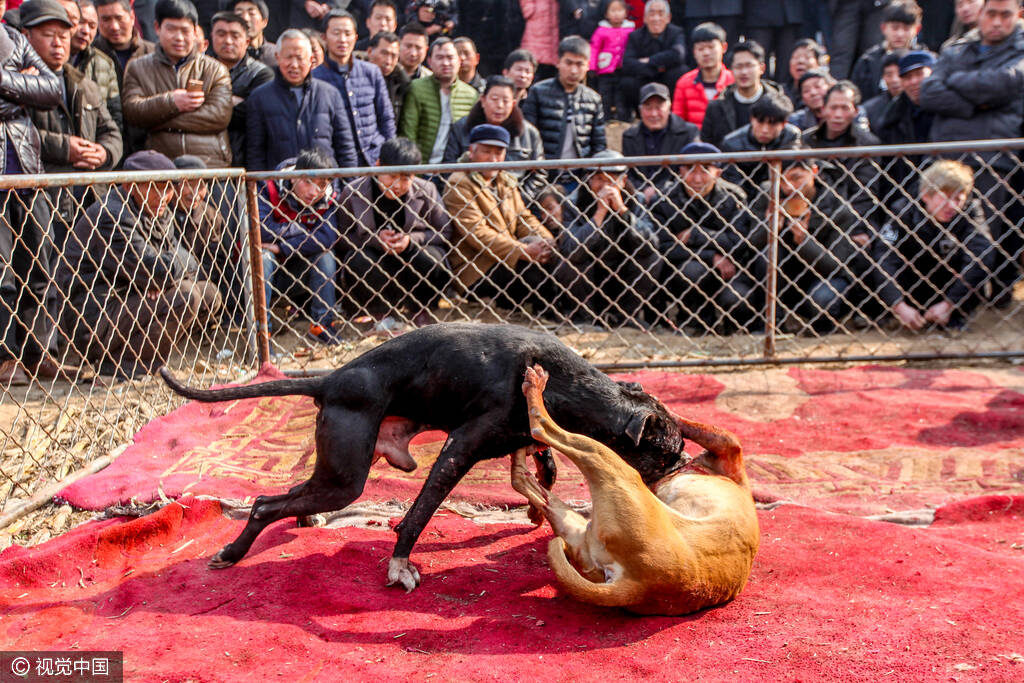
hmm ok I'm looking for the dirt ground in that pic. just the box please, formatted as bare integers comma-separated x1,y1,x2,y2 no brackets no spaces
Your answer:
1,295,1022,551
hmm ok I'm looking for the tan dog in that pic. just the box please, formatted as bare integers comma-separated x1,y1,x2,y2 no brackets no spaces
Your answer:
511,365,759,616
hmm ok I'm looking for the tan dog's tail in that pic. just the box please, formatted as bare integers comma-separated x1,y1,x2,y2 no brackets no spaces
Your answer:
547,538,639,608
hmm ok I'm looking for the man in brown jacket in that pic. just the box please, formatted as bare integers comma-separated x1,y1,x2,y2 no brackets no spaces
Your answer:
443,124,560,316
122,0,232,167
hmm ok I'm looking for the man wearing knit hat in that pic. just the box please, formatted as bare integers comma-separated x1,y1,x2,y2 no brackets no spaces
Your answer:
57,150,221,380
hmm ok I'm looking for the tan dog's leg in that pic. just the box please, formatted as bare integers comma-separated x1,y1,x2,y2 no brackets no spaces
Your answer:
673,414,748,490
521,365,671,560
511,449,591,557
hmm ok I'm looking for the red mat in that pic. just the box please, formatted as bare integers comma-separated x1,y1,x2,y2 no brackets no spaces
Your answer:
2,495,1022,681
58,365,1024,516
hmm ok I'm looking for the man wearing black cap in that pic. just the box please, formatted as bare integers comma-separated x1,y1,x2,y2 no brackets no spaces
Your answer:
23,0,123,256
57,150,222,379
645,141,759,333
444,123,559,315
874,50,936,203
227,0,276,69
0,0,66,386
620,82,699,202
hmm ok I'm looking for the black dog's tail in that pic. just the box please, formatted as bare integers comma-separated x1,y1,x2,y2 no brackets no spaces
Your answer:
159,366,325,403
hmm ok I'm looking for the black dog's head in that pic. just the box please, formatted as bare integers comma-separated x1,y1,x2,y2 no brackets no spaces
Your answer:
614,381,687,485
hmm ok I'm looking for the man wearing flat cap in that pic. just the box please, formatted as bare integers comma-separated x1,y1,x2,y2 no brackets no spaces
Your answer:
23,0,122,235
645,141,759,334
0,0,67,386
57,149,221,379
620,82,699,203
444,123,560,316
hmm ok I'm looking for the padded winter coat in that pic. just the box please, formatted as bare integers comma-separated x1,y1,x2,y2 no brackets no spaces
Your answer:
399,75,478,163
919,25,1024,171
521,77,606,159
122,47,233,167
313,56,396,166
246,70,358,172
0,25,62,175
672,67,734,127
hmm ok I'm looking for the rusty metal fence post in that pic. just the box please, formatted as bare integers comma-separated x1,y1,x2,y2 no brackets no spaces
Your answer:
244,178,271,367
764,159,782,361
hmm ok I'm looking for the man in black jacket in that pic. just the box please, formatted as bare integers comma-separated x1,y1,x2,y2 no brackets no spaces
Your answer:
872,160,994,331
246,29,357,170
521,35,605,166
620,82,698,202
751,157,875,333
0,0,67,386
57,150,221,379
721,91,800,199
875,50,934,199
646,141,759,333
228,0,276,68
366,31,408,123
920,0,1024,306
804,81,881,222
209,11,272,167
702,40,791,149
618,0,687,116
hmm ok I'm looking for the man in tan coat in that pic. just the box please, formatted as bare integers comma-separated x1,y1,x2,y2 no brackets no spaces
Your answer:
443,123,560,315
122,0,232,167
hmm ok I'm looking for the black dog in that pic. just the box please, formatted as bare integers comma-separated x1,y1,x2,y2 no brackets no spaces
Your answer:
160,323,688,591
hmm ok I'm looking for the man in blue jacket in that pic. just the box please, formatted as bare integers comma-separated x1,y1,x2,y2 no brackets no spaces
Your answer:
246,28,358,171
313,9,396,166
259,148,344,344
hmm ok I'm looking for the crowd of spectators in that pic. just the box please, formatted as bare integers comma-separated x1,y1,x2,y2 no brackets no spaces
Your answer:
0,0,1021,383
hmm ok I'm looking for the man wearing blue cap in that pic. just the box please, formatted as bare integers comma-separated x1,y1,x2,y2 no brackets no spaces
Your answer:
646,142,759,334
444,123,559,314
877,50,935,146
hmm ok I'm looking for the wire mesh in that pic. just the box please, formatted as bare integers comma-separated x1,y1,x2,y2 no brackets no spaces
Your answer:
3,140,1024,515
0,169,254,513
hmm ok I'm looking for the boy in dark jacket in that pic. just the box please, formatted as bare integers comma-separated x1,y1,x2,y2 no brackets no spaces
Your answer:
850,0,922,100
872,160,994,331
258,149,343,344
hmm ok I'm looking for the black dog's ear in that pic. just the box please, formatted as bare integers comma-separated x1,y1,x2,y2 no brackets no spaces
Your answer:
625,411,651,446
617,381,645,394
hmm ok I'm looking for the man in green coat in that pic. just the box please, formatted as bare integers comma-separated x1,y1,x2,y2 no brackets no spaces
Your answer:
399,36,478,164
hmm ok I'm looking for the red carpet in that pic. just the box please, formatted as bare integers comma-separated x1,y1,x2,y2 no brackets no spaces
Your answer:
2,495,1022,681
59,365,1024,516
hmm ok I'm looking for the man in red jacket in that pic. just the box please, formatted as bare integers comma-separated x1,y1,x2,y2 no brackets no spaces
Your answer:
671,22,733,126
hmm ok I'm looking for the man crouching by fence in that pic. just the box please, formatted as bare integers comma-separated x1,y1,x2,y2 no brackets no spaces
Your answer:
57,150,221,381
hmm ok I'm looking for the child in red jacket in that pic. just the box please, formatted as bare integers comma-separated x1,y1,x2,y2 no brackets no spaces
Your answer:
589,0,635,121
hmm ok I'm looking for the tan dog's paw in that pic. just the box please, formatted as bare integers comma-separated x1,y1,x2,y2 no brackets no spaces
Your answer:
522,364,550,396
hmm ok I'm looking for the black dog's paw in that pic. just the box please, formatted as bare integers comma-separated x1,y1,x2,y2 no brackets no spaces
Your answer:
208,548,240,569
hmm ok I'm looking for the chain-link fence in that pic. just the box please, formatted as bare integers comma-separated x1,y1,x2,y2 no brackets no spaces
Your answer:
0,168,255,515
3,140,1024,516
